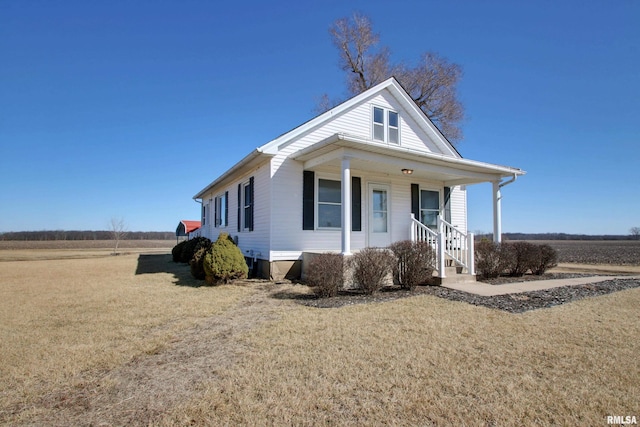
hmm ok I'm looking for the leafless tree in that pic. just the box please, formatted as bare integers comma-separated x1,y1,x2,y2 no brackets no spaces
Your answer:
109,217,128,255
630,227,640,240
327,13,464,143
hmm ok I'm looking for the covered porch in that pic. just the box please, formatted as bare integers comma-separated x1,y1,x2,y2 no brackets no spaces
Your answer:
292,133,525,279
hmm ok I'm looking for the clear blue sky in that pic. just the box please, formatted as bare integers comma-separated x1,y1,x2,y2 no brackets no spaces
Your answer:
1,0,638,234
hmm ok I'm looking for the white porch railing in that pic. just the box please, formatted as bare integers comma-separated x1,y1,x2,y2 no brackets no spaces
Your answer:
410,214,475,278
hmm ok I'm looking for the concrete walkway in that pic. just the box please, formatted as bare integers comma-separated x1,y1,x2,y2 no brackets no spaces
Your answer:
442,275,640,297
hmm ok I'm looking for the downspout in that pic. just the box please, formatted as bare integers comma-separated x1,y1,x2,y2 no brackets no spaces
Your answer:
499,173,518,189
194,198,202,240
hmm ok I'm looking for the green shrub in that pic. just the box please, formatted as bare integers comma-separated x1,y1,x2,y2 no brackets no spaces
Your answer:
527,244,558,275
305,253,344,298
475,239,510,279
203,233,248,285
172,240,188,263
180,237,212,264
389,240,435,290
350,248,393,295
189,246,209,280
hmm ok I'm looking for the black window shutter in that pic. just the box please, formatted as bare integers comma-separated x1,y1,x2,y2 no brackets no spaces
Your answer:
444,187,452,223
302,171,315,230
237,183,241,232
411,184,420,220
351,176,361,231
224,191,229,227
248,176,254,231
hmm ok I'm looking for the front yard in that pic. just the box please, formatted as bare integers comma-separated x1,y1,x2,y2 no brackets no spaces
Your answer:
0,251,638,425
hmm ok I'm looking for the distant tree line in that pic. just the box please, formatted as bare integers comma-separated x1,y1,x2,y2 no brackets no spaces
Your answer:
475,232,639,241
0,230,174,241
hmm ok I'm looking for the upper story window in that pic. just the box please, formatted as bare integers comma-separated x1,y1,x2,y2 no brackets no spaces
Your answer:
372,106,400,144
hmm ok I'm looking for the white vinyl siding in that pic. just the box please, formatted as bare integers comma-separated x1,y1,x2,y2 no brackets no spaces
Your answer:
197,163,271,260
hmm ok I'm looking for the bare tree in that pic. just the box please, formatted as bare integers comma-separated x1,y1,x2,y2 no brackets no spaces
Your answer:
327,13,464,143
630,227,640,240
109,217,128,255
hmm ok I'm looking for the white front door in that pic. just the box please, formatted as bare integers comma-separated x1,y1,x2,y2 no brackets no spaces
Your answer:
368,183,391,247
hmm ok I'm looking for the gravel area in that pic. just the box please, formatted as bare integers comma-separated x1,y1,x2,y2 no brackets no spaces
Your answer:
299,277,640,313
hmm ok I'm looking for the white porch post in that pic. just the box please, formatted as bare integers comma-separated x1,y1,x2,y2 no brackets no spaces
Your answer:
492,180,502,243
437,216,446,278
341,157,352,255
467,232,475,275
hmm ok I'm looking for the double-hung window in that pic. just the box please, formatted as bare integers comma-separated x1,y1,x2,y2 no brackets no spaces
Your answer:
372,106,400,144
243,181,252,230
420,190,440,230
237,177,254,232
214,192,228,227
317,178,341,228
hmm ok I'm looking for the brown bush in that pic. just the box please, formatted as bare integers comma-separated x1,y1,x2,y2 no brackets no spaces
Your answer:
389,240,435,290
502,241,537,277
305,253,344,298
475,239,510,279
527,244,558,275
350,248,393,295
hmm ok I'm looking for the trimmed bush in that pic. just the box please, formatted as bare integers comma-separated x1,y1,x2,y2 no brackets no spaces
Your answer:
389,240,435,290
203,233,248,285
350,248,393,295
475,239,509,279
189,246,208,280
305,253,344,298
180,237,211,264
527,244,558,275
172,240,188,263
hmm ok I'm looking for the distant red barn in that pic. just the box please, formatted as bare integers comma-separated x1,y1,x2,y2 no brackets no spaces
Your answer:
176,220,201,241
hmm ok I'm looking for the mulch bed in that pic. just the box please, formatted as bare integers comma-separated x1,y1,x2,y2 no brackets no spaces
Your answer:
297,275,640,313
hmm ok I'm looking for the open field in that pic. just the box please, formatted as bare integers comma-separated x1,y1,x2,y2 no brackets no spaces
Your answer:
530,240,640,266
0,239,175,261
0,247,638,425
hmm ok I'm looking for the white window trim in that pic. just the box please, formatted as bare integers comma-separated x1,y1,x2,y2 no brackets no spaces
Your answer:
242,180,252,231
202,203,207,226
316,174,342,230
371,105,400,145
419,187,442,230
214,192,228,228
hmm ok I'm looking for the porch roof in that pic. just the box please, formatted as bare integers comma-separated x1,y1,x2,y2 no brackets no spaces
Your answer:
291,133,525,186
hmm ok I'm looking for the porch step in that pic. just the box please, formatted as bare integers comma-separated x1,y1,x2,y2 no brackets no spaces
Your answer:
434,266,476,285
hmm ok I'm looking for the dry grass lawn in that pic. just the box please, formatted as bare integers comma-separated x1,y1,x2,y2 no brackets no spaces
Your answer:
1,248,638,426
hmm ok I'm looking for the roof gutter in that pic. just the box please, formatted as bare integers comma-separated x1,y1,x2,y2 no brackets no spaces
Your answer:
193,148,273,200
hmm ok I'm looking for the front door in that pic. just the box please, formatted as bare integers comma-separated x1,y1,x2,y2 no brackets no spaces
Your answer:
368,183,391,247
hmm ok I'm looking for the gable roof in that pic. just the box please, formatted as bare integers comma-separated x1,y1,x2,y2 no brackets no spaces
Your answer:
178,220,201,234
258,77,460,158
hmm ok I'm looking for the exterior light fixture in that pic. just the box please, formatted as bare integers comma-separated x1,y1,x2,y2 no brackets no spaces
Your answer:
401,168,413,175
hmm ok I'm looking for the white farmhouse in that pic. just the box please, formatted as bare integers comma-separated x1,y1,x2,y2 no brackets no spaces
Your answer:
194,78,524,281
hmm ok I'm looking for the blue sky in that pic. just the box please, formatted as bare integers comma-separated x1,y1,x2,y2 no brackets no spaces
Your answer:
1,0,638,234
